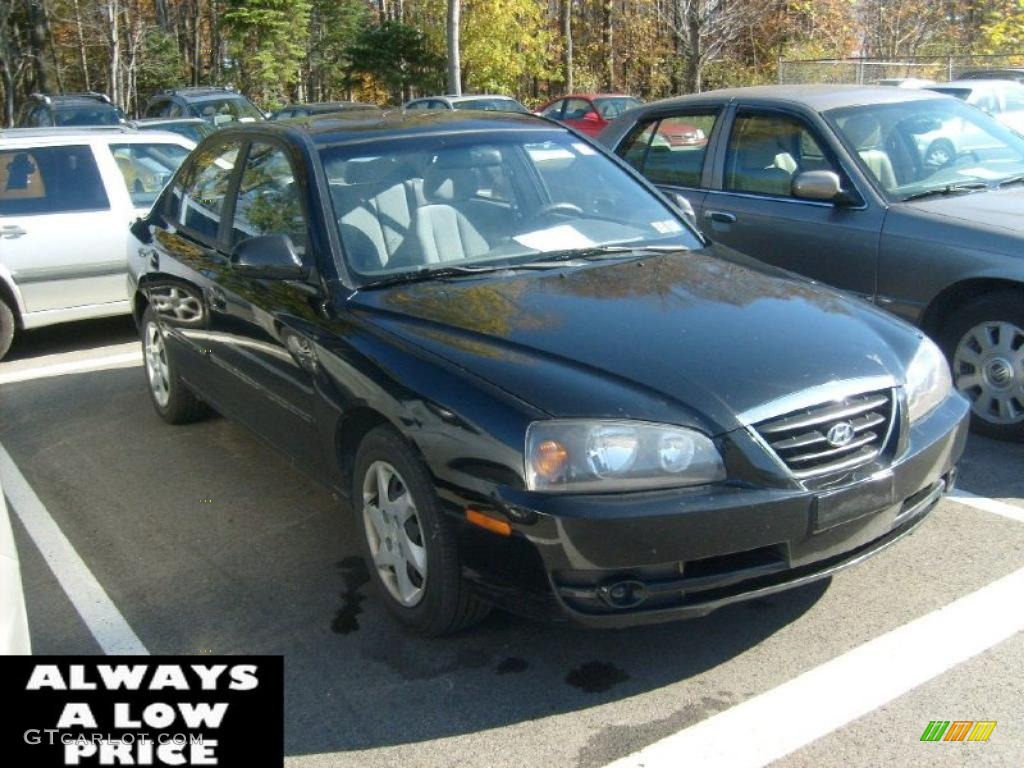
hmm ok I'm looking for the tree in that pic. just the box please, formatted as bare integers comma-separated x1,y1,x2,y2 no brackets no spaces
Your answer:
446,0,460,94
346,21,444,103
222,0,311,106
658,0,766,92
561,0,572,92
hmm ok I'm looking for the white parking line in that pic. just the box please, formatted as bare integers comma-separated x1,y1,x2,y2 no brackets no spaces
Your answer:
948,489,1024,524
0,350,142,386
606,567,1024,768
0,442,148,655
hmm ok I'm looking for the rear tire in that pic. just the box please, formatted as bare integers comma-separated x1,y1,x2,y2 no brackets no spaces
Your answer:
0,297,14,361
352,425,490,636
940,291,1024,441
141,306,208,424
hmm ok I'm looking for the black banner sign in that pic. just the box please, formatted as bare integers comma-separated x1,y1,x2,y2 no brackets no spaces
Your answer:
2,656,283,767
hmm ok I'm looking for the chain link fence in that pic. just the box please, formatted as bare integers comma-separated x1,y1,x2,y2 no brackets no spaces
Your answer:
778,54,1024,85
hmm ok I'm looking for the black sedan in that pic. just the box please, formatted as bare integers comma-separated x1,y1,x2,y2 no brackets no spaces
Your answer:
128,110,969,634
599,85,1024,440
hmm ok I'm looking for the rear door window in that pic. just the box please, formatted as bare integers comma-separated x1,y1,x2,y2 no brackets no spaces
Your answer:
617,111,718,188
0,145,109,215
108,143,192,208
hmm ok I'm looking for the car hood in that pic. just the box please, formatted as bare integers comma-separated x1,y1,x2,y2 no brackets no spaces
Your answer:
903,185,1024,233
348,247,920,434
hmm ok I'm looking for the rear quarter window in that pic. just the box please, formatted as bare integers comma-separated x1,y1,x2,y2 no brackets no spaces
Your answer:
0,145,109,215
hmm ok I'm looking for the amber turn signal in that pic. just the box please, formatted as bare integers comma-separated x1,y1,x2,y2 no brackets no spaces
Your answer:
466,508,512,537
533,439,568,478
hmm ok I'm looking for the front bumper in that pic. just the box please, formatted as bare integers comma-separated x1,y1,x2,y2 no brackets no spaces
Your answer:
457,393,969,627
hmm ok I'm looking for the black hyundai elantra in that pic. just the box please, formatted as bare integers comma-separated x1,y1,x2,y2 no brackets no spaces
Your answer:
128,110,969,635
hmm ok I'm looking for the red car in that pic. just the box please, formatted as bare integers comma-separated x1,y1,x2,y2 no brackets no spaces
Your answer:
538,93,642,137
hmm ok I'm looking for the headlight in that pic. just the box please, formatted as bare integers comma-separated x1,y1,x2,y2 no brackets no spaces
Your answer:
525,420,725,492
905,336,952,422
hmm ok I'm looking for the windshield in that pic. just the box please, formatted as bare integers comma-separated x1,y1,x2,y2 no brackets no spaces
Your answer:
55,106,123,126
140,122,213,143
826,98,1024,202
593,97,642,119
321,130,700,281
188,96,263,123
452,98,528,113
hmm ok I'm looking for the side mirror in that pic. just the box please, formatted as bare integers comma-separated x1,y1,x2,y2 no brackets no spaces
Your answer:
231,234,307,280
664,191,697,226
792,170,844,202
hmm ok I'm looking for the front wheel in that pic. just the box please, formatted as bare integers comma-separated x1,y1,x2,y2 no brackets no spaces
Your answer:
352,425,490,635
0,297,14,361
141,306,208,424
940,292,1024,440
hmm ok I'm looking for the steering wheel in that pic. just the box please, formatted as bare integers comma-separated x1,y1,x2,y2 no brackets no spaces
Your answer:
523,202,584,228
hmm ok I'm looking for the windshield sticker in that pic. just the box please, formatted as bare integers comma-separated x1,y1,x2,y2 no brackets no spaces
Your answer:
652,220,683,233
514,224,597,252
527,147,575,162
572,142,597,155
957,167,1003,180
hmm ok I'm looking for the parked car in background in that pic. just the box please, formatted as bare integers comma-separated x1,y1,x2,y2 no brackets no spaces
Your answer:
404,94,529,113
875,78,936,88
128,117,214,144
600,85,1024,439
270,101,382,120
143,86,265,125
957,68,1024,84
15,93,125,127
537,93,642,136
0,127,193,360
926,80,1024,134
129,111,967,635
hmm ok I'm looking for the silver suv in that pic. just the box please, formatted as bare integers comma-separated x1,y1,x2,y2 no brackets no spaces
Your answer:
0,127,194,359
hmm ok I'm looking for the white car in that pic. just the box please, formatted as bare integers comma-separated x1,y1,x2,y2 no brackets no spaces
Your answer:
927,79,1024,135
0,126,194,359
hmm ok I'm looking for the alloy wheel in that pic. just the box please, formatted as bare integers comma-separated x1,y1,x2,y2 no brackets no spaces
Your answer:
361,460,428,607
144,321,171,408
953,320,1024,424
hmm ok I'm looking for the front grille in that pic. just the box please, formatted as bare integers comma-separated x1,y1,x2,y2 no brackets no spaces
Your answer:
754,389,895,481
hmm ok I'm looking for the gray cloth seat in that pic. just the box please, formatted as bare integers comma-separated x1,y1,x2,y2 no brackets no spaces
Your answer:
415,164,489,263
730,136,796,196
841,114,897,191
330,157,419,271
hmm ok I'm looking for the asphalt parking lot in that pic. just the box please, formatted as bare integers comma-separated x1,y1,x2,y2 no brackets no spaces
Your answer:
2,318,1023,767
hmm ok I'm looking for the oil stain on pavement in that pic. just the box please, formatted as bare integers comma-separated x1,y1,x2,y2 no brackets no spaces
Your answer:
331,556,370,635
566,661,629,693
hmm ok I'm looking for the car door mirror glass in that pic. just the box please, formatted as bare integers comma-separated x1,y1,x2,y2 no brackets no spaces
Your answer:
231,234,307,280
791,170,843,201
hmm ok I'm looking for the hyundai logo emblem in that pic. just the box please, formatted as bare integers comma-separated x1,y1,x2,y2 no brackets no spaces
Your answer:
826,421,856,447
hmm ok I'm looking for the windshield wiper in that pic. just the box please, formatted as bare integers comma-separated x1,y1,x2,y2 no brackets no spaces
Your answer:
356,260,586,289
997,175,1024,189
537,243,688,261
901,182,989,202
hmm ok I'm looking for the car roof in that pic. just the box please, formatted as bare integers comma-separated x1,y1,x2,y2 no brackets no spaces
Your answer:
0,126,193,145
214,109,559,147
640,84,946,112
558,93,638,100
442,94,519,103
128,117,206,125
0,126,135,139
932,79,1024,89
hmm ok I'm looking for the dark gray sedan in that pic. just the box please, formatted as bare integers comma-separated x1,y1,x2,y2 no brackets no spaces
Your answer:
600,84,1024,440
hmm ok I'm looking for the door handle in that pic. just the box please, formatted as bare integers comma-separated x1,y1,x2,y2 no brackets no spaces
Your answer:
703,210,737,224
1,225,27,239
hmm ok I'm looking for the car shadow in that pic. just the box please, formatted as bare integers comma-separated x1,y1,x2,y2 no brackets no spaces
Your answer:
0,366,829,757
2,315,137,363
